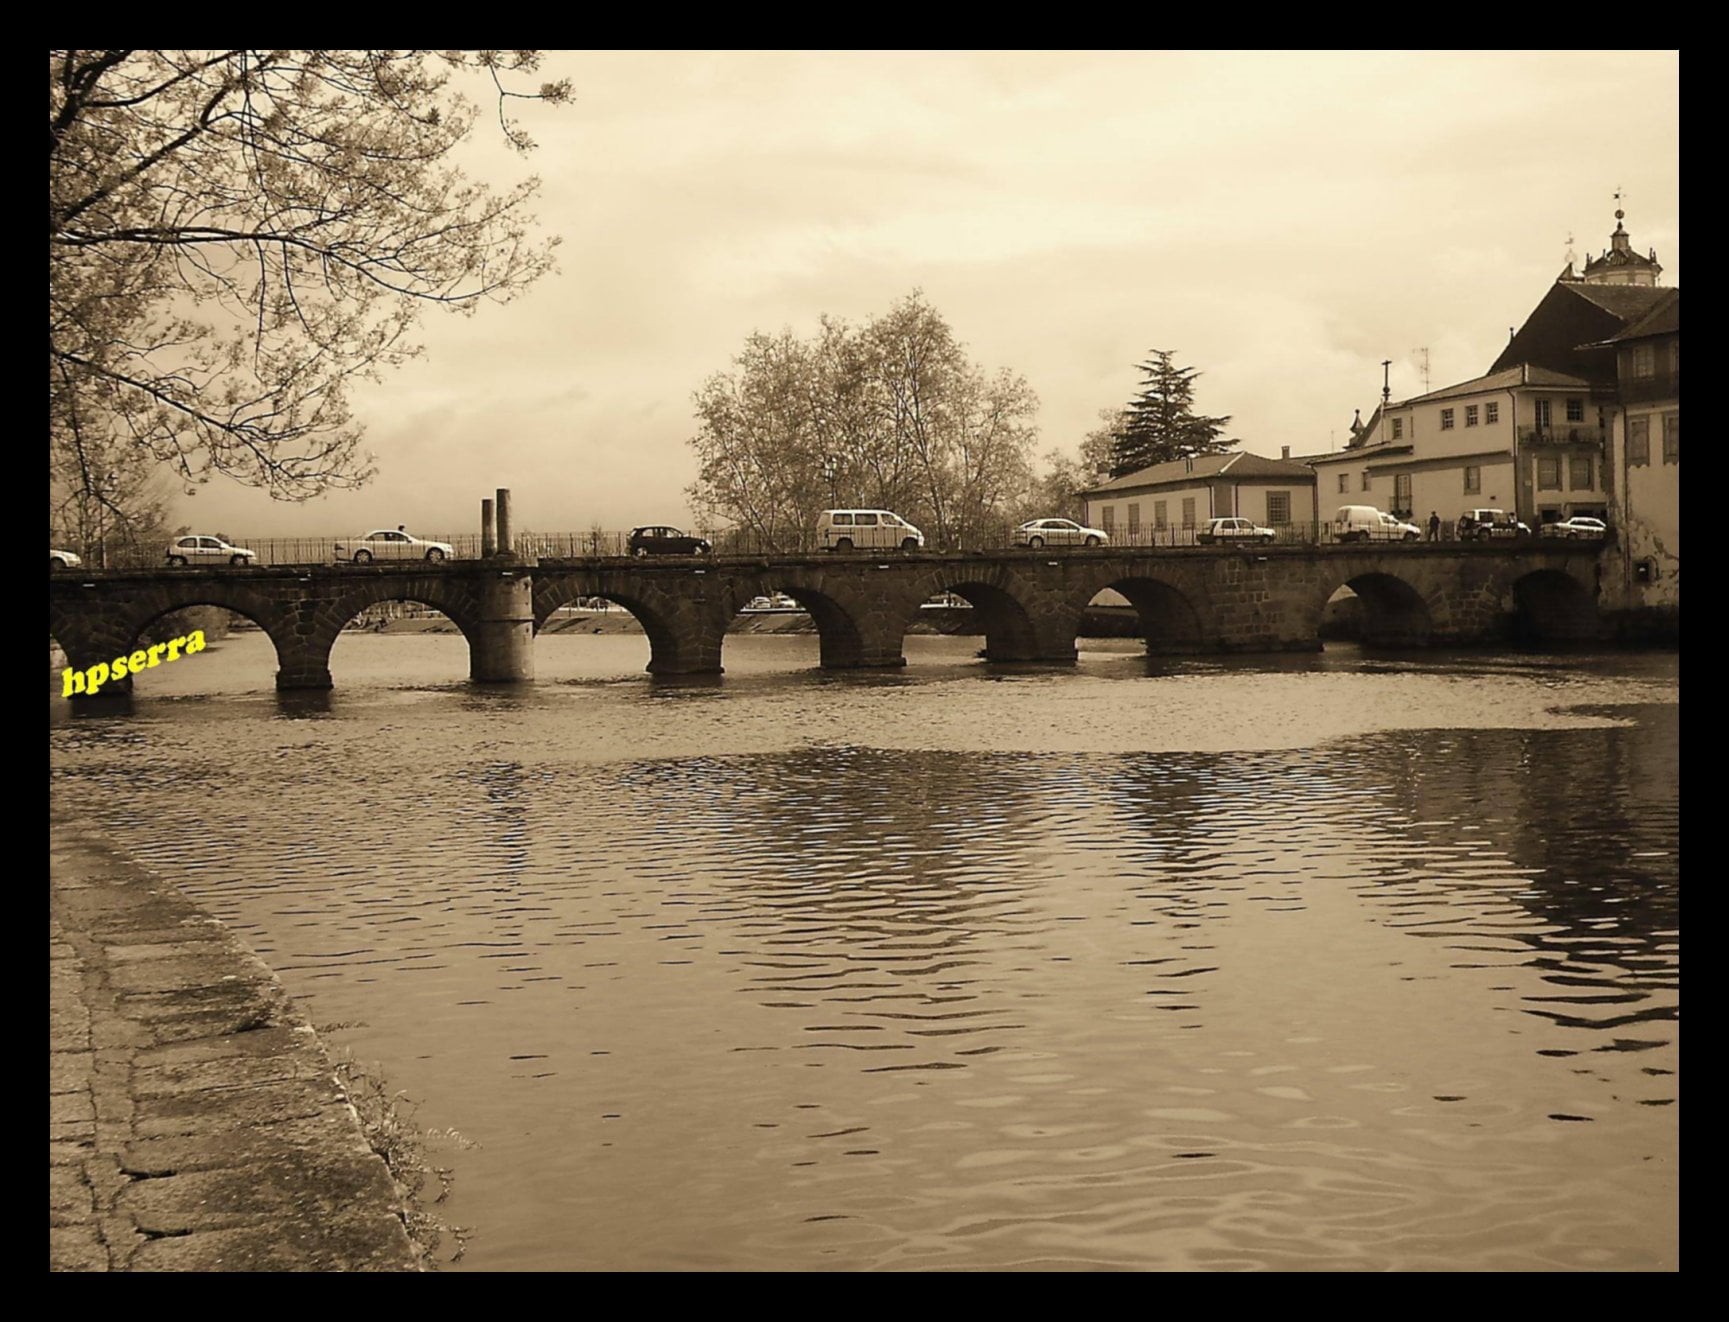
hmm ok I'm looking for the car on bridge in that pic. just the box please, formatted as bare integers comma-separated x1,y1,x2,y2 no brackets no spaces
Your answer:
627,526,712,557
817,509,925,552
1012,518,1108,549
1541,516,1608,540
1334,505,1419,543
1197,516,1276,545
50,548,82,570
1457,508,1532,541
336,529,456,563
166,534,257,567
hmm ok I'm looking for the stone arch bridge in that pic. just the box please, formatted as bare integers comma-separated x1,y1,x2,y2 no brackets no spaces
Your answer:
49,544,1604,694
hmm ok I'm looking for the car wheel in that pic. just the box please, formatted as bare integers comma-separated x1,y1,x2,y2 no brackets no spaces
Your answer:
353,550,372,563
1403,532,1417,542
900,537,919,551
1085,535,1101,548
835,537,853,552
1027,535,1044,550
229,554,246,566
50,557,63,569
167,555,187,567
634,546,649,558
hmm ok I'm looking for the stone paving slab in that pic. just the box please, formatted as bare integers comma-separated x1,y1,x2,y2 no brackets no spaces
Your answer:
49,812,420,1272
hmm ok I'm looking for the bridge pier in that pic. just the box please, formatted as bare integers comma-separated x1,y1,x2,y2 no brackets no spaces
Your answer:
471,571,536,683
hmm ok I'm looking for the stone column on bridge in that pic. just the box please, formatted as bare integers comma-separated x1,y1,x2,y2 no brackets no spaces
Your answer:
481,498,496,558
471,569,536,683
495,488,513,559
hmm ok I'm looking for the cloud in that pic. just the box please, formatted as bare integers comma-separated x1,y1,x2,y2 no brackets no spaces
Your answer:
181,50,1678,536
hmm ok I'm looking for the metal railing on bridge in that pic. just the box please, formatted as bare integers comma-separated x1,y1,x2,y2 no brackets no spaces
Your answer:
59,519,1549,571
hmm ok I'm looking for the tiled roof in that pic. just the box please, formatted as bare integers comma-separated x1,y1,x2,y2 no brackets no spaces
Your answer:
1402,364,1592,404
1566,283,1669,318
1078,450,1316,496
1489,281,1668,379
1599,288,1679,343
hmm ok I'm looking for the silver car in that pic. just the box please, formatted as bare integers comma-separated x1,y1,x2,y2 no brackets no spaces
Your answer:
336,529,455,563
50,548,82,569
166,534,257,567
1541,516,1608,540
1012,518,1108,549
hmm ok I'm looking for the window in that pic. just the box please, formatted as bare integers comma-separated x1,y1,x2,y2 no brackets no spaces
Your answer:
1153,500,1167,529
1463,465,1481,494
1127,502,1141,535
1632,344,1655,378
1569,456,1593,490
1100,506,1115,531
855,512,878,526
1181,497,1196,528
1566,398,1585,423
1266,491,1291,525
1485,402,1499,424
1537,456,1562,490
1663,412,1679,463
1440,408,1454,430
1337,473,1348,493
1393,474,1411,515
1360,471,1370,492
832,513,854,525
1391,417,1404,439
1534,398,1552,428
1465,405,1479,427
1628,417,1651,466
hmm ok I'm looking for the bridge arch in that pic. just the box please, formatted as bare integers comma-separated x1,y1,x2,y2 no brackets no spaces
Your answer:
1072,575,1206,654
534,573,723,674
902,565,1060,663
1510,568,1599,642
309,579,488,688
53,583,302,696
1315,570,1433,648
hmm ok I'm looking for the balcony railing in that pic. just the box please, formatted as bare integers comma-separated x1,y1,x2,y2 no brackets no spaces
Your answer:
1519,424,1605,446
1619,371,1679,405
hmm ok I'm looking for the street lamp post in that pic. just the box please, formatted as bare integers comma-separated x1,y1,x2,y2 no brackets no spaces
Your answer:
820,455,839,507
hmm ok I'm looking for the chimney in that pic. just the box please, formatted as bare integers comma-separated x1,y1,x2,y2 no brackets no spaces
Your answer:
1281,445,1291,460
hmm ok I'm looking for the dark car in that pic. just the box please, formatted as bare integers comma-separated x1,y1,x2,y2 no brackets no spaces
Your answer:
1456,508,1531,541
627,525,711,557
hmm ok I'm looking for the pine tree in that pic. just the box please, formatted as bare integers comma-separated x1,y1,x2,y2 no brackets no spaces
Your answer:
1109,350,1234,476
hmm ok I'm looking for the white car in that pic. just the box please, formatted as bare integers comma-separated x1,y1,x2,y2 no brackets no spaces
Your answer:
1012,518,1108,549
336,529,455,563
50,548,82,569
816,509,925,552
166,534,257,566
1379,513,1422,542
1542,516,1608,540
1196,516,1275,545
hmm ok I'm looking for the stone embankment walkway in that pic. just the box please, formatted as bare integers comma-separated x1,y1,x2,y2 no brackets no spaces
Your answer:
50,814,420,1271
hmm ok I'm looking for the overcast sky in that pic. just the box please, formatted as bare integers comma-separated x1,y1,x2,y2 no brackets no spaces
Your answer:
180,49,1680,538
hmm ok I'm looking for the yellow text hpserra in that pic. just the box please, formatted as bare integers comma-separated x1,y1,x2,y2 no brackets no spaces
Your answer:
61,630,207,697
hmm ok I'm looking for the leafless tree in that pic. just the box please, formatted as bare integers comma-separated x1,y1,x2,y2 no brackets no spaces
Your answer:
49,50,570,506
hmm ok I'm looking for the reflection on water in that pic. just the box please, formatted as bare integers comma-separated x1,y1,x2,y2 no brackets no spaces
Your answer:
49,634,1679,1271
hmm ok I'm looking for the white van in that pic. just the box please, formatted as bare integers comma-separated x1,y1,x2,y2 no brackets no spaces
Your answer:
817,509,926,552
1334,505,1415,544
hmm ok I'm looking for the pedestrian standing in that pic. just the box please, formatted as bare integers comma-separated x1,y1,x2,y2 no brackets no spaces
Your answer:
1428,510,1441,542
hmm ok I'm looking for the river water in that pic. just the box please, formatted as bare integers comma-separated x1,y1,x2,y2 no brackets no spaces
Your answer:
49,631,1679,1271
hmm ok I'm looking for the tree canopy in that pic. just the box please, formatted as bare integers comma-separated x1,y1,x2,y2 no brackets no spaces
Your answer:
688,293,1040,551
1109,350,1234,476
49,49,570,507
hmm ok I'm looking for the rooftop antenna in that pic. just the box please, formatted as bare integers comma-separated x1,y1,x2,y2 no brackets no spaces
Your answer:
1381,359,1392,407
1412,346,1431,394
